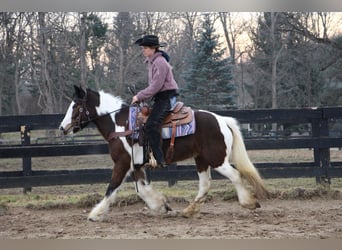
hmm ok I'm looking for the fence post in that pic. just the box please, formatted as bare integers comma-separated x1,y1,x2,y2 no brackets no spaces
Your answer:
21,125,32,193
167,163,177,187
312,110,331,185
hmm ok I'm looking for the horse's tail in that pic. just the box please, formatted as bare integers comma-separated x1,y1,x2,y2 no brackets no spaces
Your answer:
223,117,269,199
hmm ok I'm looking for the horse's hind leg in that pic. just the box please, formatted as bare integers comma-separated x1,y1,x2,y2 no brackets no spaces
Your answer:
182,166,211,218
132,167,172,213
215,162,259,210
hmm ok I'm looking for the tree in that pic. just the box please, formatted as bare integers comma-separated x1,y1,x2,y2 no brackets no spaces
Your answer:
0,12,340,115
37,12,56,113
218,12,251,109
172,12,200,85
218,12,249,65
110,12,141,96
181,14,235,110
282,12,342,107
249,12,284,109
248,12,342,109
35,12,83,113
0,13,17,115
79,12,88,88
284,12,342,51
84,13,108,90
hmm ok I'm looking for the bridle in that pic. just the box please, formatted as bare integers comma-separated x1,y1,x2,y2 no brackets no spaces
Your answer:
73,98,92,131
67,97,134,140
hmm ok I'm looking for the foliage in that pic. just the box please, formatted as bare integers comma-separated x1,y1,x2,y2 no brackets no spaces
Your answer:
181,14,235,110
0,12,341,115
248,12,342,109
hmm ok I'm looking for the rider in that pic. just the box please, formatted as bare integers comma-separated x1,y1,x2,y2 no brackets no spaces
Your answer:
131,35,179,168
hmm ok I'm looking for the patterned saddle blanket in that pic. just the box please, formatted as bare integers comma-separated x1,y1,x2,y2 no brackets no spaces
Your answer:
128,103,196,140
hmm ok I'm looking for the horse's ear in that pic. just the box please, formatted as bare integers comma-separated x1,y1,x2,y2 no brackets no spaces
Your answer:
73,85,86,99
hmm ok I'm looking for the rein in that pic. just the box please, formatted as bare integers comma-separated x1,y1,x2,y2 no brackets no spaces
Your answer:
79,104,130,127
75,101,138,142
107,130,133,141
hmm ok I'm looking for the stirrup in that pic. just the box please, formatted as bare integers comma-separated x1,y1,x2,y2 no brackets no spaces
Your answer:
143,152,167,168
144,152,158,168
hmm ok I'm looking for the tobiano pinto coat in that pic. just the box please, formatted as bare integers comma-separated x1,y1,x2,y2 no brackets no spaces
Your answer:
59,86,269,222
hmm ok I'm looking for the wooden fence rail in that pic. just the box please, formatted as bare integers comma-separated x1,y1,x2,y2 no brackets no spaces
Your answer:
1,107,341,191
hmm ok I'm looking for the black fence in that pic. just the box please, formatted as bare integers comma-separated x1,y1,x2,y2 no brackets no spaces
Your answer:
1,107,342,191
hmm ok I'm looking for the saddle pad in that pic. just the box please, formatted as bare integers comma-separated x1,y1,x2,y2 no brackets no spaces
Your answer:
129,106,196,139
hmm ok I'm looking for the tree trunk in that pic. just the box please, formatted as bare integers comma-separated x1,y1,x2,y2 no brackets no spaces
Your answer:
270,12,283,131
118,47,124,95
38,12,54,113
219,12,235,65
79,12,87,88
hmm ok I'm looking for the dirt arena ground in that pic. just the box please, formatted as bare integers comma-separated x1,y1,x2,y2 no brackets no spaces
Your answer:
1,193,341,239
1,149,341,239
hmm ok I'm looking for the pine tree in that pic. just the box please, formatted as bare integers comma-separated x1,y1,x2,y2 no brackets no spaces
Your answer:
181,14,235,110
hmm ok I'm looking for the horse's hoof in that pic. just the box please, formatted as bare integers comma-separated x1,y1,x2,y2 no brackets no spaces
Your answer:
182,210,198,218
164,202,173,212
241,201,261,210
87,214,104,222
182,203,199,218
87,217,97,222
181,212,191,218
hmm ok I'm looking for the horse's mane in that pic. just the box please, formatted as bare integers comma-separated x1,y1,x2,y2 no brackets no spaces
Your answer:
96,90,126,116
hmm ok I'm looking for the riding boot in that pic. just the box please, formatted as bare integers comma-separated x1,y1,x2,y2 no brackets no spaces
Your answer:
148,131,166,167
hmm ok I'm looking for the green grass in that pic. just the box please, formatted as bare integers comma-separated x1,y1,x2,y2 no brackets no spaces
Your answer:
0,177,341,210
0,193,81,207
1,148,341,209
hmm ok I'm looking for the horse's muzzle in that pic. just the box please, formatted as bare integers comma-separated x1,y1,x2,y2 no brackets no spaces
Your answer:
59,123,73,135
59,126,67,135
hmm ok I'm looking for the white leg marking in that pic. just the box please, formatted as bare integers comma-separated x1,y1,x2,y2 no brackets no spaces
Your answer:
182,168,211,218
88,167,132,221
215,162,254,207
195,169,211,202
136,180,168,213
88,190,118,221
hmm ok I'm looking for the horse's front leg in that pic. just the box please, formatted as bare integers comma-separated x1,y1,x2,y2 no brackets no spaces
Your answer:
88,161,130,222
132,167,172,213
182,166,211,218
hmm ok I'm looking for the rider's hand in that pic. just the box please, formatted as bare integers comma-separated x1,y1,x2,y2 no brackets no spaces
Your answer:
131,95,139,104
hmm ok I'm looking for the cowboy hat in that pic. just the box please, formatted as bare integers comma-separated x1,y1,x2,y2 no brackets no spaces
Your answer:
134,35,166,47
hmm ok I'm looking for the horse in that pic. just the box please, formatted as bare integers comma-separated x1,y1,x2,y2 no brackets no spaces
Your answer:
59,85,268,222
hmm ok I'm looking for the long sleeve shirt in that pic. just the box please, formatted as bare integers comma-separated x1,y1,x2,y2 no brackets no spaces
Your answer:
136,52,178,101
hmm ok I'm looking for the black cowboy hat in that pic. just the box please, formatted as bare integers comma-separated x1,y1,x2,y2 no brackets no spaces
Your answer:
134,35,166,47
